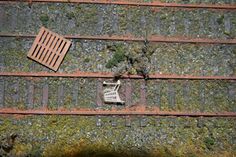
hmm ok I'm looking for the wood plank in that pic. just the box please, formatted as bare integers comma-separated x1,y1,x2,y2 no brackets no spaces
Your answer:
96,78,103,106
39,34,57,62
125,79,132,106
37,32,52,60
140,80,147,105
42,38,62,64
0,78,5,107
27,27,44,57
57,84,64,107
45,40,64,66
42,82,48,108
52,40,71,71
32,31,48,58
27,81,34,109
48,40,66,67
72,79,79,106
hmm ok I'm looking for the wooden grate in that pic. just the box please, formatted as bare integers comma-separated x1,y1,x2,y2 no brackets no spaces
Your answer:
27,27,71,71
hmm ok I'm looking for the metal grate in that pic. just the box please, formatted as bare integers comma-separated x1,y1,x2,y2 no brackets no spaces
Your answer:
27,27,71,71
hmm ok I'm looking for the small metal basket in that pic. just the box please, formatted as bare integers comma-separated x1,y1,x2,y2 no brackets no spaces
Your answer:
103,80,124,104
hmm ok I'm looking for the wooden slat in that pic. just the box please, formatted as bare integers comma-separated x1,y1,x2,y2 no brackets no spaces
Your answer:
37,32,52,60
45,39,64,66
125,79,132,106
27,81,34,109
27,27,71,71
57,84,64,107
72,79,79,106
96,78,103,106
140,80,146,105
27,27,44,57
42,83,48,108
39,36,55,63
40,36,58,62
0,78,5,107
44,34,60,65
34,31,48,58
53,40,71,71
41,38,61,64
47,40,65,67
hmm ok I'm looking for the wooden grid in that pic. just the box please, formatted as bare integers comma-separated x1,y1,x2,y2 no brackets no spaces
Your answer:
27,27,71,71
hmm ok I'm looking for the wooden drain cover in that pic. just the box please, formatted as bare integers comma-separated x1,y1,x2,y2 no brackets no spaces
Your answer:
27,27,71,71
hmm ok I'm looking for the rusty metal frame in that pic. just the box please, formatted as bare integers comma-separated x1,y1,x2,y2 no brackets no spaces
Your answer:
0,108,235,117
1,0,236,10
0,71,236,80
0,34,236,44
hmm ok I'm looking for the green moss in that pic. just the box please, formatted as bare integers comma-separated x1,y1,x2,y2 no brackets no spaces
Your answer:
0,116,235,157
84,58,90,63
204,137,215,150
223,31,231,36
2,49,31,72
75,4,98,29
117,6,128,34
216,15,224,25
39,14,49,26
12,143,32,157
66,12,75,20
105,44,126,69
